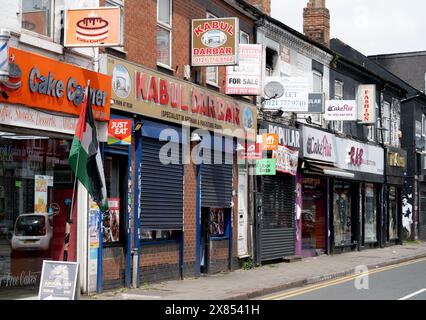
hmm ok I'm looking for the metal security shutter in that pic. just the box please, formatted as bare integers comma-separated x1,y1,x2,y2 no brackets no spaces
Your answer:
201,152,233,208
140,137,183,230
260,175,296,262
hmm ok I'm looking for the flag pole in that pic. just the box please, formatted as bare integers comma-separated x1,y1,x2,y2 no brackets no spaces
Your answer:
65,81,90,262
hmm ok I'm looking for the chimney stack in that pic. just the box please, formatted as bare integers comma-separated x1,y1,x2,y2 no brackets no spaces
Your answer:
245,0,271,16
303,0,330,47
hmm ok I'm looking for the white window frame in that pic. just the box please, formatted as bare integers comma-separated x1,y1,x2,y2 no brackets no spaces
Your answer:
205,12,219,87
157,0,173,69
309,70,323,125
105,0,125,51
382,101,391,145
240,30,250,44
422,114,426,138
367,125,376,142
21,0,55,41
332,80,344,133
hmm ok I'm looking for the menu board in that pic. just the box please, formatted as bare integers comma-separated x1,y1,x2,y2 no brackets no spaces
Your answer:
38,261,79,300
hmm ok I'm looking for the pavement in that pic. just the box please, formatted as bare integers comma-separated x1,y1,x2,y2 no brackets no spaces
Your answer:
86,241,426,300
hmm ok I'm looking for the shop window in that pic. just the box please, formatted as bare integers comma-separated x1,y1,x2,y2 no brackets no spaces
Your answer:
364,184,377,243
333,181,352,246
22,0,53,38
157,0,172,68
207,208,230,239
0,130,74,296
388,187,398,240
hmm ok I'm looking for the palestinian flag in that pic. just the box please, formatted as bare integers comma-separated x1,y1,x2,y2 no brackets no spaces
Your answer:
69,84,108,212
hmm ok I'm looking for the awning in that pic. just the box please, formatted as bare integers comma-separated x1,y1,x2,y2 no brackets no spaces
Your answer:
306,162,355,179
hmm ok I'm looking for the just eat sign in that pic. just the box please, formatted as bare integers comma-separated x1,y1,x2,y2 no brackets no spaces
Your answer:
108,119,132,145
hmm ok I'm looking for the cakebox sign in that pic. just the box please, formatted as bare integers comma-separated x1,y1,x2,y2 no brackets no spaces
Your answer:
324,100,357,121
192,17,239,67
302,126,337,163
64,7,122,47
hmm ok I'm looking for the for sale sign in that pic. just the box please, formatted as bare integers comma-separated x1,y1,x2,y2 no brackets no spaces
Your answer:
191,17,239,67
108,119,132,145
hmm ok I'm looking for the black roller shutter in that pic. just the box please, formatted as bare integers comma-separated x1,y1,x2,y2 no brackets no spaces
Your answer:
260,175,296,262
140,137,183,230
201,151,233,208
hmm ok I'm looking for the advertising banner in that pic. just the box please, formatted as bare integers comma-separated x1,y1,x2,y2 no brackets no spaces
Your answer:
259,121,301,149
0,47,111,121
336,137,384,175
357,85,377,124
225,44,262,95
38,261,79,300
64,7,121,47
302,125,337,163
107,55,257,140
34,175,53,213
272,145,299,176
324,100,357,121
263,77,309,113
108,119,132,145
192,17,239,67
103,198,120,243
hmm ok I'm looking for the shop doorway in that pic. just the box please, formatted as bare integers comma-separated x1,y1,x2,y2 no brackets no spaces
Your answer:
419,190,426,241
301,177,327,257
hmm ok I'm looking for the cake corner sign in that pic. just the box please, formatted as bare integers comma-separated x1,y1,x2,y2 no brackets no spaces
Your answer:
64,7,121,47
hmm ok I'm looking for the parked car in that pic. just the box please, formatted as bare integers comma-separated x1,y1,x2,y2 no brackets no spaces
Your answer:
11,213,53,251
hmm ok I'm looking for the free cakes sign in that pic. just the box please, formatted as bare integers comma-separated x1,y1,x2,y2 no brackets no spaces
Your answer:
192,17,239,67
64,7,121,47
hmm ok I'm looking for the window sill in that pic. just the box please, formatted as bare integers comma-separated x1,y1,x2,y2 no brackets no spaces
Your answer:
20,32,63,55
210,236,229,241
103,242,126,248
206,81,220,89
141,239,179,246
157,63,174,72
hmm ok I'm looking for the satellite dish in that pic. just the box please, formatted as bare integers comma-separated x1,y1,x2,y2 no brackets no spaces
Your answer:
264,81,284,99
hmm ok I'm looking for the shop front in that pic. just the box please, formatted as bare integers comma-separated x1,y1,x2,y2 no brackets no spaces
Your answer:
256,121,300,263
385,147,406,245
335,137,384,251
105,55,257,284
0,47,111,298
299,125,353,257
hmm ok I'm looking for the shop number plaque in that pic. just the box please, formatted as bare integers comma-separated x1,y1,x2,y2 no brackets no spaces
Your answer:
38,261,79,300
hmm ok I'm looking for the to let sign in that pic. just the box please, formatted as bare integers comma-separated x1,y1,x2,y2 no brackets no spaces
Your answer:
192,17,239,67
108,119,132,145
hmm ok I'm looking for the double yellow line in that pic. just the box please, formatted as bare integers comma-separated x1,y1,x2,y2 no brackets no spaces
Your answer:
263,257,426,300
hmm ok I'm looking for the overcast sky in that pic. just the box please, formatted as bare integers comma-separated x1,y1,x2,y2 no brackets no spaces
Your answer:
271,0,426,56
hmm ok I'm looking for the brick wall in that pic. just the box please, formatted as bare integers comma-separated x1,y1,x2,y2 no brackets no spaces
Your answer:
139,243,180,283
102,246,126,290
245,0,271,15
303,0,330,47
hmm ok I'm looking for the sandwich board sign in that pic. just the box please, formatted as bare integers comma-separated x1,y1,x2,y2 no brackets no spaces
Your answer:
38,261,79,300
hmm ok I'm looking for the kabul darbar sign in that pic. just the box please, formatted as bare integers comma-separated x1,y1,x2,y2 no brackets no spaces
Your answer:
107,56,256,139
191,17,239,67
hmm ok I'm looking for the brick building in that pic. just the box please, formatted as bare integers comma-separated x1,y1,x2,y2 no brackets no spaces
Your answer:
98,0,258,290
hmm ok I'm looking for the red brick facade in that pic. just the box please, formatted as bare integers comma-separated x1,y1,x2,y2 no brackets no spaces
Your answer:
102,0,256,288
303,0,330,47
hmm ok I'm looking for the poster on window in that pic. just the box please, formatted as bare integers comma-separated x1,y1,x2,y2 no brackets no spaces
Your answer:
34,175,53,213
209,208,225,236
103,198,120,243
272,146,299,176
89,200,100,249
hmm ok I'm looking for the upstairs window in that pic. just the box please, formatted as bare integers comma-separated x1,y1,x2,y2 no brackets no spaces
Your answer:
205,12,219,86
331,80,344,133
382,101,391,145
22,0,53,38
157,0,172,67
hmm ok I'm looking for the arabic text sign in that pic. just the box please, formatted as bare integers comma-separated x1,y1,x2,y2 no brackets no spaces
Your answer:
272,146,299,176
38,261,79,300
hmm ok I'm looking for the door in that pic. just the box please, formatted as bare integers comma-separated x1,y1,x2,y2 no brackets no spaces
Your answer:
419,190,426,241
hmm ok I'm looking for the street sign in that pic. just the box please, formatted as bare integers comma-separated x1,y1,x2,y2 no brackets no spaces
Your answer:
38,261,79,300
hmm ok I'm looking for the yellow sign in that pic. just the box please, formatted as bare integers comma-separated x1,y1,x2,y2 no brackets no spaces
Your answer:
107,55,257,140
388,152,406,168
